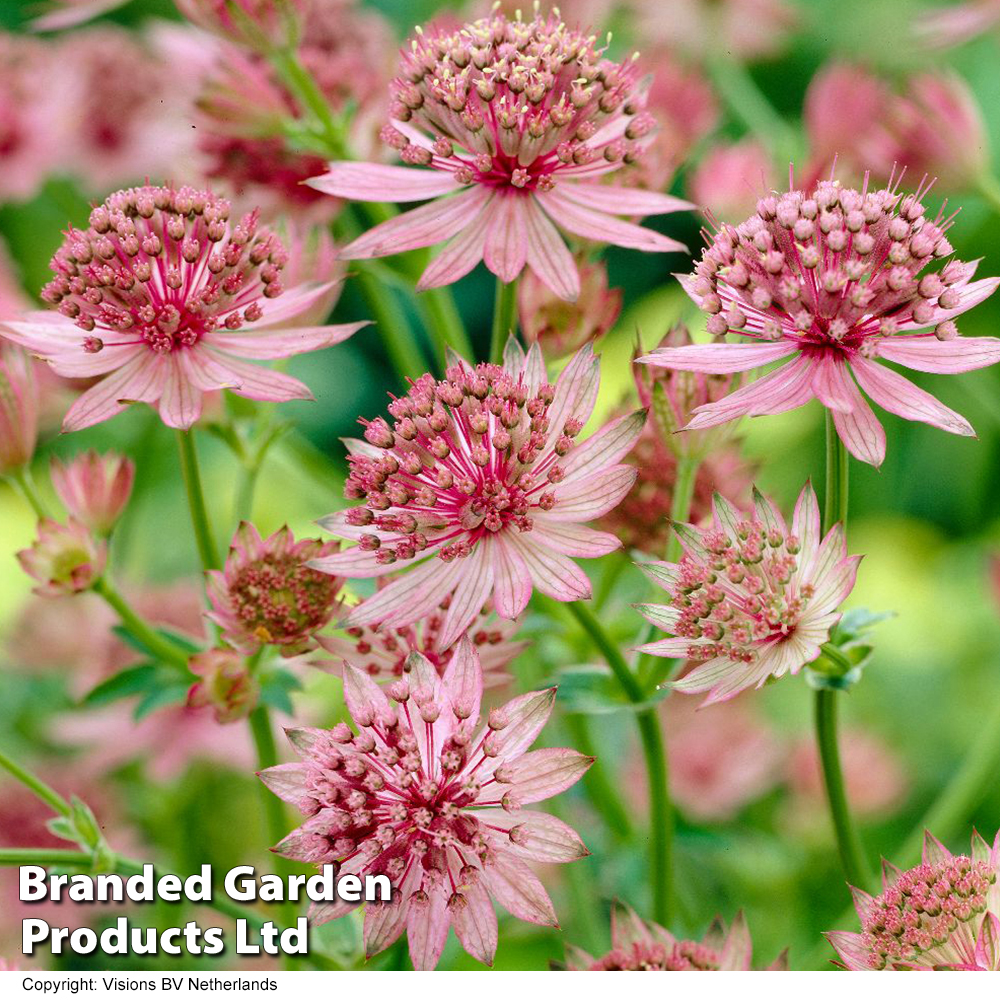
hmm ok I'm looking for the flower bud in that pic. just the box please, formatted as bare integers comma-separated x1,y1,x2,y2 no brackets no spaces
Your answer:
16,519,106,597
50,451,135,536
0,345,39,475
187,648,260,724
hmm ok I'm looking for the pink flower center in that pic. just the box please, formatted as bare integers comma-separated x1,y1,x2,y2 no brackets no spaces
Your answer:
380,11,655,192
344,363,583,565
591,940,721,971
670,518,810,663
860,855,995,969
692,176,967,353
41,184,287,356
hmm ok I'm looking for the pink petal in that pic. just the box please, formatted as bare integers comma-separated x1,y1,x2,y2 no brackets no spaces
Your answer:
544,344,600,449
248,281,341,328
896,276,1000,330
202,321,367,360
257,763,312,811
922,829,953,865
417,209,491,290
441,636,483,724
851,356,975,437
483,194,528,284
719,911,753,971
158,355,203,429
449,875,497,967
489,536,532,620
406,887,450,970
345,556,463,627
343,662,394,728
549,466,637,521
559,409,646,484
469,810,589,863
187,348,314,402
507,535,593,601
876,334,1000,373
829,372,886,467
306,162,462,202
62,352,166,432
538,188,687,253
639,339,798,373
522,197,580,301
559,182,694,217
481,853,558,927
363,865,418,958
492,747,593,804
530,519,621,558
31,0,126,31
481,687,556,764
823,931,871,971
974,912,1000,970
437,546,495,650
810,354,855,413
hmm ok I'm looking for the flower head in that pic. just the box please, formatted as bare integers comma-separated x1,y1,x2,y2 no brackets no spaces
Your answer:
316,593,527,687
50,450,134,536
206,522,345,657
566,901,785,970
827,829,1000,970
187,648,260,724
635,482,860,705
0,184,364,431
0,344,39,475
174,0,307,53
688,141,776,224
309,9,690,301
518,258,622,359
17,519,107,597
640,175,1000,466
260,637,592,969
311,341,642,651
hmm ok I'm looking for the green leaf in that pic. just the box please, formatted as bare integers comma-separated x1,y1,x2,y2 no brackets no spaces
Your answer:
46,816,79,845
111,624,200,660
259,669,302,716
133,682,190,721
83,664,159,706
69,796,103,851
552,665,671,716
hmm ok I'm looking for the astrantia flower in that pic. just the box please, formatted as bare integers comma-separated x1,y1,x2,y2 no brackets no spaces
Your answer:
206,522,345,657
827,829,1000,970
187,648,260,724
640,176,1000,466
0,184,365,431
308,9,690,301
50,451,134,536
566,902,785,970
0,345,39,475
311,341,642,651
316,593,527,687
260,638,592,969
635,482,860,705
17,519,106,597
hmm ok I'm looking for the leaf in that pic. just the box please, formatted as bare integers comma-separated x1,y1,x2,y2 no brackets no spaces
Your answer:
83,664,158,706
111,624,201,659
133,682,190,721
46,816,79,845
259,669,302,716
551,665,670,716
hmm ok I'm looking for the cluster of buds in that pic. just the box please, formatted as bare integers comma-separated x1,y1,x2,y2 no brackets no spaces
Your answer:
16,519,106,597
50,451,134,536
187,648,260,724
0,345,39,476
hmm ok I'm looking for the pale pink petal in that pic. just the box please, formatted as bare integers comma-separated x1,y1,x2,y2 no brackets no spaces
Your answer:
480,687,556,764
437,546,495,650
876,334,1000,373
639,340,798,373
538,188,687,253
489,536,532,620
922,829,953,865
467,810,589,863
558,182,694,216
490,747,592,805
417,210,491,290
31,0,127,30
257,763,312,811
341,187,492,260
791,481,821,559
824,931,871,971
343,662,393,727
483,195,528,283
406,887,450,970
62,352,167,432
192,348,314,401
522,197,580,301
830,375,887,467
363,864,418,958
851,356,975,437
247,282,341,328
345,556,463,628
449,875,497,967
507,536,592,601
158,355,203,429
549,466,637,521
810,354,855,413
720,912,754,971
306,162,463,202
441,636,482,724
544,345,600,449
202,321,368,359
974,912,1000,971
481,853,558,927
530,519,622,558
896,276,1000,330
559,409,646,483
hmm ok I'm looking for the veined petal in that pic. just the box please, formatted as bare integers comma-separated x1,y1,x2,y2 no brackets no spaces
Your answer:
417,206,491,289
491,747,593,804
829,373,886,467
810,354,856,413
559,409,646,483
876,334,1000,373
522,197,580,302
343,662,393,728
558,182,694,217
158,354,203,429
481,853,558,927
550,466,637,521
256,763,311,811
441,635,482,725
489,536,533,620
639,340,798,374
437,546,495,650
406,886,450,970
477,687,556,765
530,519,622,557
202,321,368,359
896,276,1000,330
247,281,341,328
449,874,497,967
190,348,314,402
507,535,592,601
483,194,528,284
62,352,167,432
467,809,589,863
851,356,975,437
306,161,463,202
345,556,464,629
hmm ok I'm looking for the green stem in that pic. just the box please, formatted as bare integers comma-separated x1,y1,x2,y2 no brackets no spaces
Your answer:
564,715,634,841
92,577,191,670
354,265,429,380
7,464,50,520
566,601,673,924
421,285,475,364
177,430,220,573
0,749,70,816
270,49,344,155
815,414,873,890
490,278,519,365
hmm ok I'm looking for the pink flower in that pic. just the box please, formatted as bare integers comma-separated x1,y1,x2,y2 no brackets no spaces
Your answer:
689,141,777,224
50,451,135,536
30,0,130,31
916,0,1000,49
206,522,345,657
518,259,622,359
0,184,365,431
174,0,308,53
316,594,527,688
566,901,785,970
260,637,592,969
311,342,643,651
639,176,1000,467
17,519,107,597
308,9,690,301
636,482,860,705
187,648,260,723
0,344,39,475
827,829,1000,970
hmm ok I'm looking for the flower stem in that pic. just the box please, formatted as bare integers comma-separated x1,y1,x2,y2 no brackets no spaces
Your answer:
490,278,519,365
566,600,673,925
564,714,634,841
354,265,429,381
269,48,344,156
92,577,192,670
420,285,475,364
815,413,873,890
7,464,51,520
177,429,220,573
0,748,70,817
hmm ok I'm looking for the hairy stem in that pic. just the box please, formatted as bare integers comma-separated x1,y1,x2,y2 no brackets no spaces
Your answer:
177,429,220,573
566,600,673,924
490,278,519,365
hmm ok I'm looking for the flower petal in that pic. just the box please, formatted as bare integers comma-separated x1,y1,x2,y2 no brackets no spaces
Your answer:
158,354,203,429
202,321,368,359
491,747,593,805
828,369,886,467
417,208,492,290
481,853,558,927
489,536,533,620
345,556,463,628
483,194,528,283
559,182,694,217
876,334,1000,373
449,874,497,967
639,340,798,374
406,886,450,970
550,466,637,521
62,352,166,432
522,197,580,301
530,519,622,557
306,162,463,202
507,535,592,601
437,545,495,650
559,409,646,483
